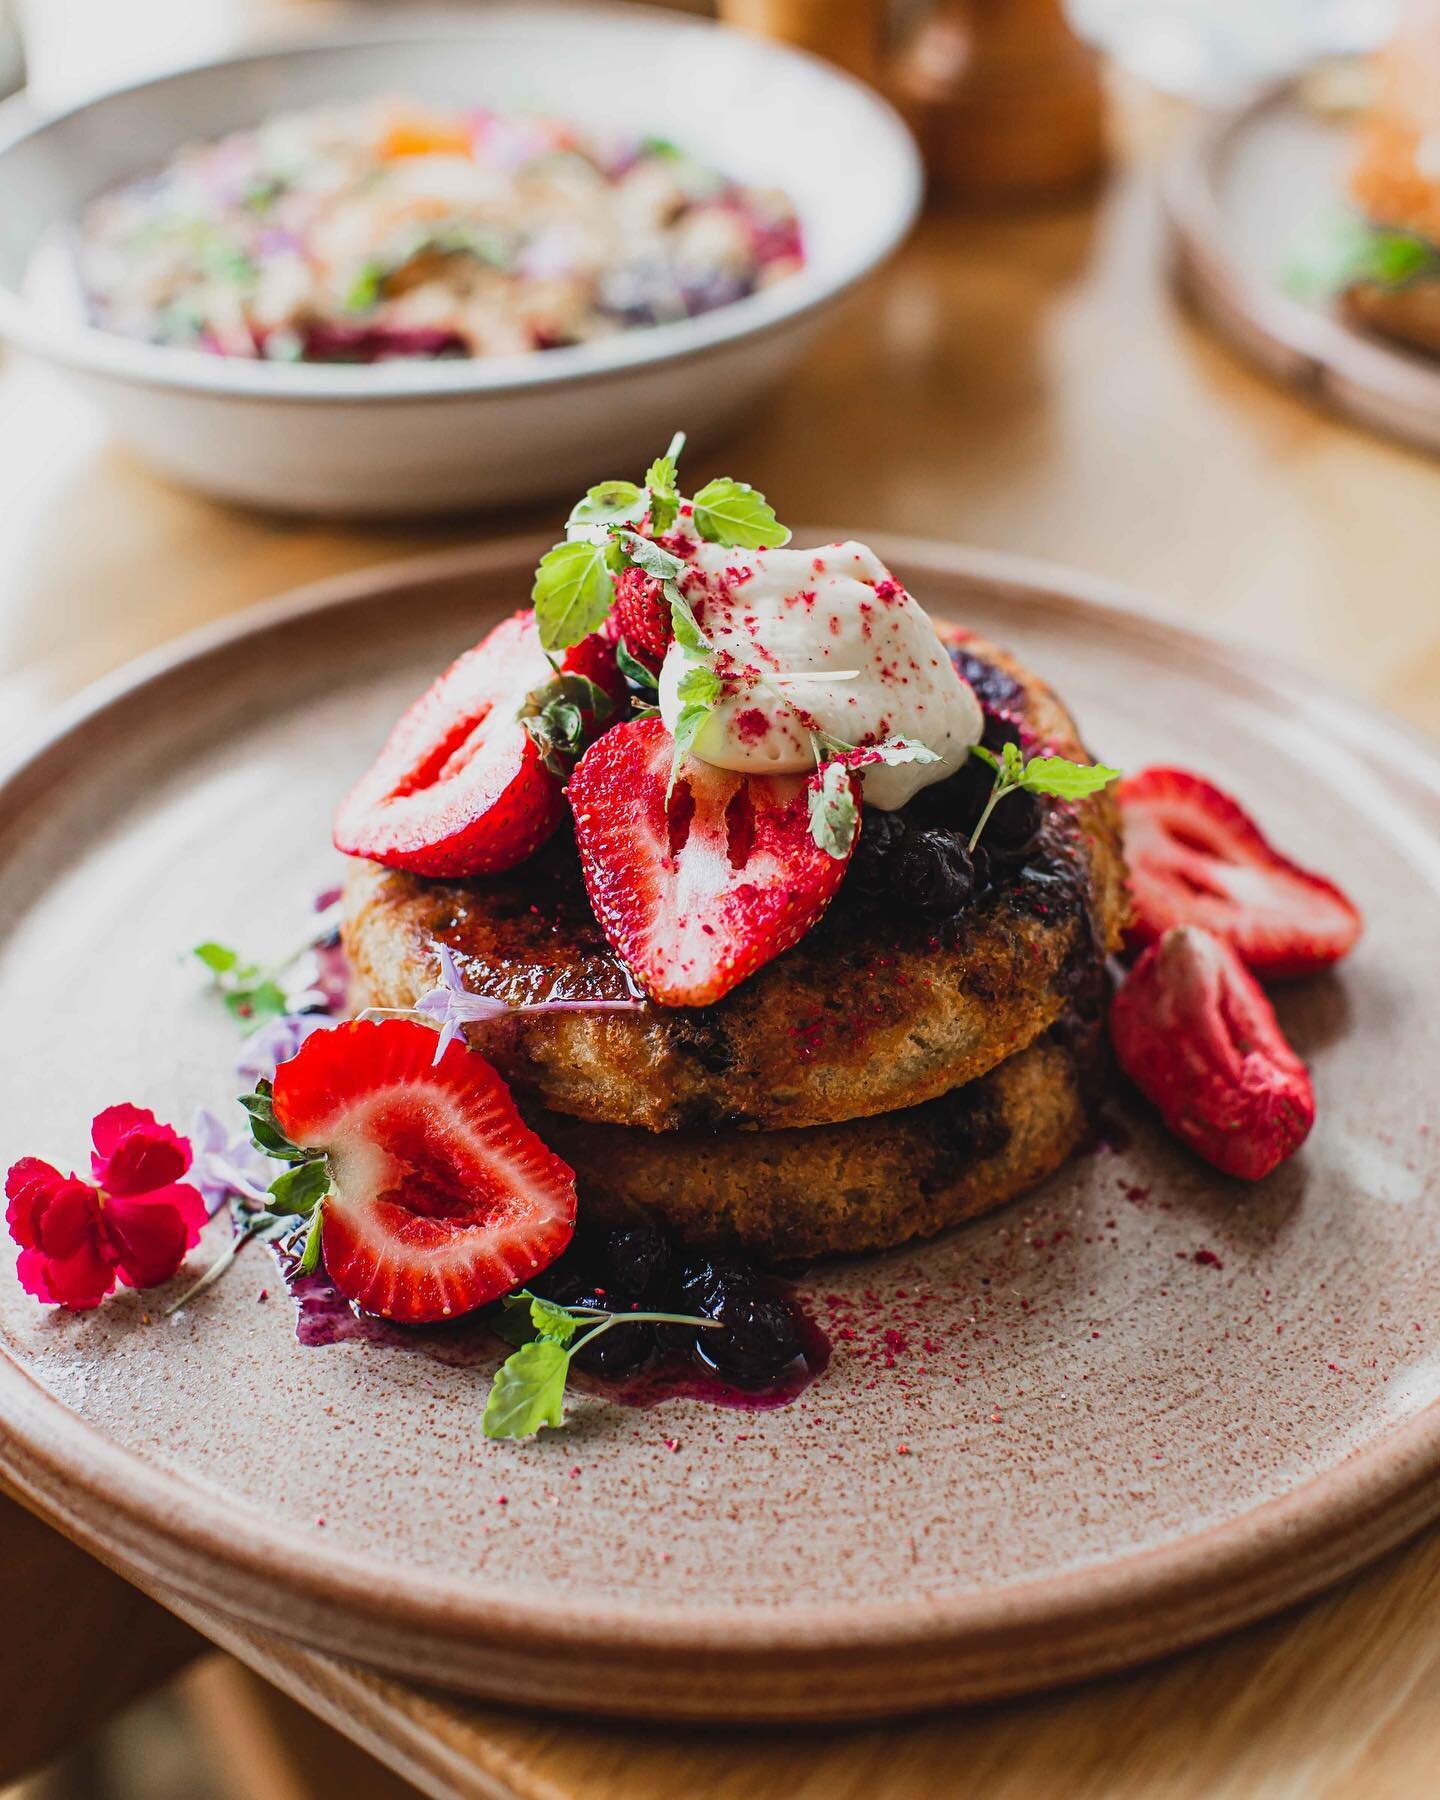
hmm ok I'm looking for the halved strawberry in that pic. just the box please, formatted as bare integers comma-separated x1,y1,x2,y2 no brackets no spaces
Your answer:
1110,925,1315,1181
612,564,671,666
1118,766,1361,978
567,717,853,1006
271,1019,575,1323
333,612,618,878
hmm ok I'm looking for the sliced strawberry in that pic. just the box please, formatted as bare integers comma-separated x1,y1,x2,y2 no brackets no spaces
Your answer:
333,611,618,878
567,717,852,1006
1118,766,1361,978
271,1019,576,1323
612,564,671,666
1110,925,1315,1181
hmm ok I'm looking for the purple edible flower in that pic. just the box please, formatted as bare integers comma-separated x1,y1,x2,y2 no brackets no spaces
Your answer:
414,945,512,1062
414,944,645,1065
236,1012,335,1085
190,1108,272,1214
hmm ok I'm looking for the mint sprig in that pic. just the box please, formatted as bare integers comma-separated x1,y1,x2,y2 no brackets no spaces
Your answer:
530,434,791,651
482,1289,719,1440
644,430,685,534
193,942,289,1026
968,741,1120,852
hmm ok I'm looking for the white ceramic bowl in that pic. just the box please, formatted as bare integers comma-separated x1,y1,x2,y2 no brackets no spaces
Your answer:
0,5,921,517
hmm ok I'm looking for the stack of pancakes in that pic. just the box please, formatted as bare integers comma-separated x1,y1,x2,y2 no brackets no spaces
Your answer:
342,627,1127,1261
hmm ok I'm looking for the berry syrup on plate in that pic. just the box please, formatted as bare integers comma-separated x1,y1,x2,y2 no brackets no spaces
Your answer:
267,1220,831,1412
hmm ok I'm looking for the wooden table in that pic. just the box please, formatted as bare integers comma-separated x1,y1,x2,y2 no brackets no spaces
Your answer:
4,96,1440,1800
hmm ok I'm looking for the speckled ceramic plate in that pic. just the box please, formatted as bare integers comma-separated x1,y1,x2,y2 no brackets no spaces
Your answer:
2,539,1439,1723
1165,78,1440,454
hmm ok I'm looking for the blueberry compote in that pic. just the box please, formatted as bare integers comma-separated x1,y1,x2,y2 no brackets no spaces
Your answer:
532,1221,829,1410
828,647,1092,943
267,1216,828,1411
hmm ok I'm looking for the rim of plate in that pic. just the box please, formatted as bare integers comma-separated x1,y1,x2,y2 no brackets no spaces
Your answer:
2,534,1440,1669
0,4,923,405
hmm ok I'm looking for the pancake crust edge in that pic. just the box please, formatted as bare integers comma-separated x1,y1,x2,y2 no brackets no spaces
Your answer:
341,624,1126,1134
526,1017,1103,1261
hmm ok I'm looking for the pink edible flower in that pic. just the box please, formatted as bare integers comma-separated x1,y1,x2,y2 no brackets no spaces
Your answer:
5,1106,208,1310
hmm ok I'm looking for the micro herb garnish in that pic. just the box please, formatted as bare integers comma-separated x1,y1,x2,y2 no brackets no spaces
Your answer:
193,942,290,1025
663,587,719,797
164,1078,331,1314
644,430,685,534
807,759,859,859
482,1289,720,1440
530,539,615,654
518,668,615,779
967,741,1121,853
192,899,342,1027
615,637,660,696
530,431,790,652
691,477,789,550
805,736,941,860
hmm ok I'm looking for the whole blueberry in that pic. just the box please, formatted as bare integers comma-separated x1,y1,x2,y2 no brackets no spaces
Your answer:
980,711,1022,755
892,828,977,916
846,808,907,898
949,649,1024,716
913,757,993,833
674,1256,803,1388
564,1294,657,1378
595,1220,672,1303
985,788,1043,857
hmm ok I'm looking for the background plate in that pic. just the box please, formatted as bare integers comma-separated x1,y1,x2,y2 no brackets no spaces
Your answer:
1165,80,1440,455
2,538,1439,1722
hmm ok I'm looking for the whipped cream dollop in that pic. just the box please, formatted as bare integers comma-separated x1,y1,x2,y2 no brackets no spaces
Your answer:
657,539,982,810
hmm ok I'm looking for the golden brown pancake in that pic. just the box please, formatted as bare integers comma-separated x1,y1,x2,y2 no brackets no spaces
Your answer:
523,1014,1104,1260
342,626,1126,1134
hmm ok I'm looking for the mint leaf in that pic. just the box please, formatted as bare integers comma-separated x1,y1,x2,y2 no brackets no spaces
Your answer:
528,1294,580,1344
863,736,941,767
808,760,859,859
483,1338,571,1439
1020,756,1121,800
266,1157,329,1216
668,589,709,652
619,533,686,584
670,703,712,784
297,1203,325,1275
568,480,646,529
616,638,660,694
691,478,789,550
675,662,722,711
532,540,614,652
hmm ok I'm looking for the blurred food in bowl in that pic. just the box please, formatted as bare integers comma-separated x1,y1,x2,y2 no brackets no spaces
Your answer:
72,100,802,363
0,8,921,516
